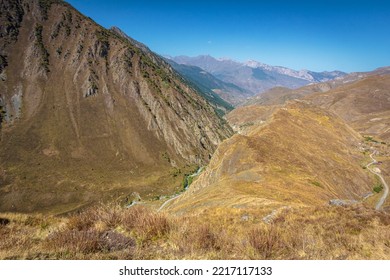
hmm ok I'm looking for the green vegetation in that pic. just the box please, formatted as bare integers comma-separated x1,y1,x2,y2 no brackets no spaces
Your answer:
181,167,200,190
373,183,384,193
34,25,50,73
364,136,379,143
310,180,323,188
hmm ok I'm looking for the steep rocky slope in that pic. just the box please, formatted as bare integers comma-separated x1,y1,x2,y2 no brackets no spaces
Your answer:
0,0,232,213
167,101,375,214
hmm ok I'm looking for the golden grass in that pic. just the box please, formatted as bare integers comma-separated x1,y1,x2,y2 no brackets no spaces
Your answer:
1,203,390,260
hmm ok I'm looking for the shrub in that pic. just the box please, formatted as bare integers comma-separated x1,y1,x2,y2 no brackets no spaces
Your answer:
0,217,10,226
192,224,220,250
122,206,170,241
248,226,282,259
100,231,135,252
34,25,50,72
373,184,383,193
46,229,103,254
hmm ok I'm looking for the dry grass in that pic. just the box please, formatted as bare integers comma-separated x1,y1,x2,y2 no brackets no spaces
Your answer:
122,207,170,242
1,204,390,259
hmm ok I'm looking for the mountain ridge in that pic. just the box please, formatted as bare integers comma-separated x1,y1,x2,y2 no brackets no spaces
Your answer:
168,55,347,98
0,0,232,213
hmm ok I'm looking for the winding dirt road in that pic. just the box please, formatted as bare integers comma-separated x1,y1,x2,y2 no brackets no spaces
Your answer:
366,151,389,210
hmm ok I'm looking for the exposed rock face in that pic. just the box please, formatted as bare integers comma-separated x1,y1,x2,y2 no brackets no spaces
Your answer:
0,0,232,213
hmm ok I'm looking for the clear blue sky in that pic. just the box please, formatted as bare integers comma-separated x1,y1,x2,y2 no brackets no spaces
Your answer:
66,0,390,72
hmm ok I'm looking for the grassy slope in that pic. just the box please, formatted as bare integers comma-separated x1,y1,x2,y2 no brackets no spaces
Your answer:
1,204,390,259
305,74,390,142
168,101,375,214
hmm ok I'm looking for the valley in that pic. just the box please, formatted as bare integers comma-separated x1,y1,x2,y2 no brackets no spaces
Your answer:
1,0,390,261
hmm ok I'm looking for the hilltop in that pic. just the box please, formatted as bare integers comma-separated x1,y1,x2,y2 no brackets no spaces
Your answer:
167,101,375,214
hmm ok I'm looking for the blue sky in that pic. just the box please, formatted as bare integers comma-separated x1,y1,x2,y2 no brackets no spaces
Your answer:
66,0,390,72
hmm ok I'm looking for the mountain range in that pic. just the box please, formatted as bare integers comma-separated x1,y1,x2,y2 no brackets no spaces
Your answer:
1,0,390,261
167,55,347,103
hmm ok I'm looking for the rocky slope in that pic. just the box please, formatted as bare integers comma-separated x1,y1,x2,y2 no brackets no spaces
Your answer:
0,0,232,213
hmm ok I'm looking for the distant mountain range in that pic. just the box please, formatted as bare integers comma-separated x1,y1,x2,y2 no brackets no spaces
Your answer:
164,58,250,107
243,66,390,107
166,55,347,104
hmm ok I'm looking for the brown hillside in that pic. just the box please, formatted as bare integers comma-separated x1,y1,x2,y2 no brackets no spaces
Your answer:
226,104,280,134
0,0,232,213
167,101,375,214
304,74,390,141
242,67,390,107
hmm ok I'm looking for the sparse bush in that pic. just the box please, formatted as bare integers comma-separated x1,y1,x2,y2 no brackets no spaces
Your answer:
38,0,59,20
373,183,383,193
192,224,220,250
101,231,135,252
66,205,122,231
248,226,282,259
46,229,103,254
122,206,170,241
0,217,10,226
34,25,50,72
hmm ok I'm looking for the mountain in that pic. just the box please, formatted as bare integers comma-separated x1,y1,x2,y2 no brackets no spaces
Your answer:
0,0,232,213
169,55,347,99
164,58,250,107
167,101,375,214
110,30,234,115
305,73,390,142
243,67,390,107
244,59,345,82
